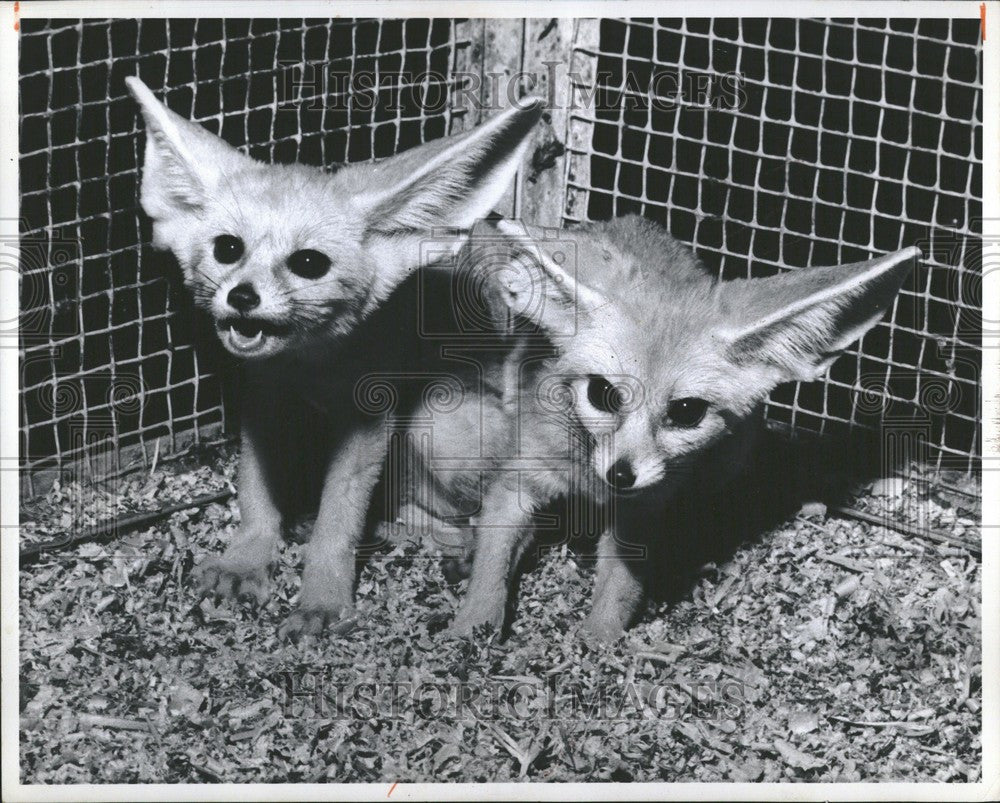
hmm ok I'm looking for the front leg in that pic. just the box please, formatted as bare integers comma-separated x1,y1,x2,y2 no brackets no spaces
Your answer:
583,528,646,642
447,478,533,637
279,420,386,640
197,402,283,607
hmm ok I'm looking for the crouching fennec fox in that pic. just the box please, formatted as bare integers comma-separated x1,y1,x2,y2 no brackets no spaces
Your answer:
395,216,917,640
126,76,543,638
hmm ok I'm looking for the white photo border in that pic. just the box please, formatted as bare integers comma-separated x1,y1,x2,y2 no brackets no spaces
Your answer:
1,2,995,800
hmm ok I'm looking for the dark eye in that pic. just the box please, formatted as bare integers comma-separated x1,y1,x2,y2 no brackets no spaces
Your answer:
287,249,331,279
665,397,709,428
586,375,625,414
213,235,244,264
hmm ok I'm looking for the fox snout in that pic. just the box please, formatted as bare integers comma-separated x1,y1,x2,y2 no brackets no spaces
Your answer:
595,449,666,495
588,400,668,494
227,283,260,313
605,458,638,492
206,274,298,358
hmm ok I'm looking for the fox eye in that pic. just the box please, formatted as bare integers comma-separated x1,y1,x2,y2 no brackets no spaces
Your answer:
586,375,625,414
287,249,331,279
213,235,244,264
665,397,709,428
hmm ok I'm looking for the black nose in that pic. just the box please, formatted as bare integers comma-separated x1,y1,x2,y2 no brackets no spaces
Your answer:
227,283,260,313
606,459,636,491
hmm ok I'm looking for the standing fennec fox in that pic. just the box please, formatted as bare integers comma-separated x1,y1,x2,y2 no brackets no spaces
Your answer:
397,216,917,640
126,76,543,639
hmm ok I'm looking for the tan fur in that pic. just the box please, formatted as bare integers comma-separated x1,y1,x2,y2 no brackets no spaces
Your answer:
398,216,917,639
127,77,542,639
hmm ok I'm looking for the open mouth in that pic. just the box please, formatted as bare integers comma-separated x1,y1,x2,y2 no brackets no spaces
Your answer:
216,317,291,355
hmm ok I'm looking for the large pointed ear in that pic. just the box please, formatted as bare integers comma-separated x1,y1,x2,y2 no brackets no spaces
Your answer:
354,100,543,302
357,99,544,237
126,76,251,224
721,247,919,383
492,220,606,336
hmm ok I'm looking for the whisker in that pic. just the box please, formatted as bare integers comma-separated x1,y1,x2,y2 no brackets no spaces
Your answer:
278,276,360,298
185,262,221,292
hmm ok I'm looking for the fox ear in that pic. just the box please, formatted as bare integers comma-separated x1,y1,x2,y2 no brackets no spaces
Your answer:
493,220,605,336
722,247,919,384
354,100,543,300
126,76,250,223
359,100,544,236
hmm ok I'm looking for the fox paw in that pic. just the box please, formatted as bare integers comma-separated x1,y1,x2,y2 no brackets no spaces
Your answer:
197,557,271,607
278,605,357,643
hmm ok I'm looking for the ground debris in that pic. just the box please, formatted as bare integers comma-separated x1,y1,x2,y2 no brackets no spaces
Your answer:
19,450,981,782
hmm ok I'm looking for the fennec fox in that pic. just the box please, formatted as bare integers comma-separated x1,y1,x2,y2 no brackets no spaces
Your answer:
398,216,917,640
126,76,543,639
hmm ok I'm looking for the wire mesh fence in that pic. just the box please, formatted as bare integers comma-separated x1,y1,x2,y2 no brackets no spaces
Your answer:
18,17,472,497
18,16,983,497
562,17,982,475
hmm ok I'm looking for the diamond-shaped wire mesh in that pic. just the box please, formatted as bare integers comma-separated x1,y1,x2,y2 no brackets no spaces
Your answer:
563,18,982,474
18,18,471,496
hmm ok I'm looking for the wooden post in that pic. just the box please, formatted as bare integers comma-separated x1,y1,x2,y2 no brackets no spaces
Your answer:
520,18,600,227
454,18,526,219
453,18,600,225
